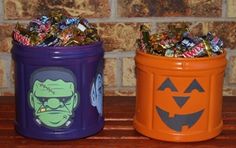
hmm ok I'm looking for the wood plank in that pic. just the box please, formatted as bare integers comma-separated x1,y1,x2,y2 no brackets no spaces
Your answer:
0,129,236,147
0,139,236,148
1,117,236,130
0,96,235,147
0,140,235,148
1,119,236,139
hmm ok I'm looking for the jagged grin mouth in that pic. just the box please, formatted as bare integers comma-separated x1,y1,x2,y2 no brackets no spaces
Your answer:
156,107,204,132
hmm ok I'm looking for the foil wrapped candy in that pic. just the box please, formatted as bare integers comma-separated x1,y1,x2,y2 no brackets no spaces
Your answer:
137,24,224,58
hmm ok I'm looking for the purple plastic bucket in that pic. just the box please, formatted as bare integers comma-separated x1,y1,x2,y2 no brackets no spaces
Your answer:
11,41,104,140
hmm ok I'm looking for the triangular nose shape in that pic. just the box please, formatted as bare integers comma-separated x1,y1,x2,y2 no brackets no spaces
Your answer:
172,96,190,108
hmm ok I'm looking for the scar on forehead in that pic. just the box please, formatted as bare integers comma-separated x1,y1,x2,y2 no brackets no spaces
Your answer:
38,83,55,94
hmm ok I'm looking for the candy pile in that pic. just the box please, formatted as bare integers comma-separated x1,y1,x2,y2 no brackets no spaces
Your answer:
136,24,224,58
12,13,100,47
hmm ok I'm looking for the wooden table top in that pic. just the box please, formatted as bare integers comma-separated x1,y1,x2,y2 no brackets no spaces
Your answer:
0,96,235,147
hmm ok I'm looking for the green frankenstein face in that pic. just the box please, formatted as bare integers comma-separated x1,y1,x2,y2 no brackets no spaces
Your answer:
29,68,79,129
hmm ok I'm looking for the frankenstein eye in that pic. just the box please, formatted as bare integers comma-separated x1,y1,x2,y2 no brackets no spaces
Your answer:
158,78,178,92
184,79,205,93
61,95,73,103
37,97,47,102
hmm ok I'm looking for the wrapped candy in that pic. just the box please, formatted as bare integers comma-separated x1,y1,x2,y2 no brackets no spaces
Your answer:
136,24,224,58
12,12,100,47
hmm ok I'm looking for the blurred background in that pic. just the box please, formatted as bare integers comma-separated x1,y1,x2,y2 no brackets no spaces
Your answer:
0,0,236,96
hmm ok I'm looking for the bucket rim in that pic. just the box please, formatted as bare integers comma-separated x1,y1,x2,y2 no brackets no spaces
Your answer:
12,40,103,50
136,49,226,61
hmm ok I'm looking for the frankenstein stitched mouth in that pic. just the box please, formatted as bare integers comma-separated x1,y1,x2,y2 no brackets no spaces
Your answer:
156,107,204,132
37,108,69,114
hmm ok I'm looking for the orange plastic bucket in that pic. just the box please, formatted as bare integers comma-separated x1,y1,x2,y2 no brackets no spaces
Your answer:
133,50,227,142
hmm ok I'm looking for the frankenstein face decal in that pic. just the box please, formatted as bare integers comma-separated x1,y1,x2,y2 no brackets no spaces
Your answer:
90,73,103,116
29,67,79,129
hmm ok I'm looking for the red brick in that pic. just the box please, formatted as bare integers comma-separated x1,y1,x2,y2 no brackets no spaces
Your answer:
4,0,110,20
97,23,148,51
0,24,15,52
118,0,222,17
156,22,204,36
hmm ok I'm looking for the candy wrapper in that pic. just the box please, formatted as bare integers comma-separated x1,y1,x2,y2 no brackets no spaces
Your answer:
136,24,224,58
12,12,100,47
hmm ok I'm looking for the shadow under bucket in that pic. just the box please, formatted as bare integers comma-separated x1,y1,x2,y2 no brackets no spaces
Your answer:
133,50,227,142
11,41,104,140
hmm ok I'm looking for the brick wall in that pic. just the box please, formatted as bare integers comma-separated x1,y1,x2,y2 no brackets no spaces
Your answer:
0,0,236,96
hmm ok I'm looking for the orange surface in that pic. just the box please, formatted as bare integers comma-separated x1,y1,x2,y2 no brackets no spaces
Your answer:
133,51,227,142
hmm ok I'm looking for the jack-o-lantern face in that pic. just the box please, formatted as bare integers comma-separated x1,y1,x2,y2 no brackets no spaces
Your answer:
156,78,205,132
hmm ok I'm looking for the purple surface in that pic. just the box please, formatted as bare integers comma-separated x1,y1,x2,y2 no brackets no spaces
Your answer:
11,41,104,140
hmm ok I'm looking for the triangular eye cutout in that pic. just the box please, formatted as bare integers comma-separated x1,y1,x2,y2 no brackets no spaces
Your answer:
158,78,178,92
184,79,205,93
